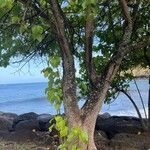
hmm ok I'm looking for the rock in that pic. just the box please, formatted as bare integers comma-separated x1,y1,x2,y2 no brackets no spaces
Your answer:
100,113,111,119
0,112,18,121
96,130,108,139
12,112,38,131
37,114,53,131
14,119,39,131
96,113,111,125
95,116,143,139
13,112,38,125
0,112,18,131
37,114,53,122
0,116,12,131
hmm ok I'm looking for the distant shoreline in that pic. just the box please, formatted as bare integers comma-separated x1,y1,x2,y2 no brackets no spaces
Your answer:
0,81,47,86
132,66,150,79
134,75,149,79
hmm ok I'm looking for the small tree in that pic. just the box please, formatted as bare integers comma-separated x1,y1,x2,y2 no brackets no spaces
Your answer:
0,0,150,149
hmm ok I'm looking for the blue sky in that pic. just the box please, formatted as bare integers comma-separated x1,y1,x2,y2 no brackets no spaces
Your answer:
0,61,47,84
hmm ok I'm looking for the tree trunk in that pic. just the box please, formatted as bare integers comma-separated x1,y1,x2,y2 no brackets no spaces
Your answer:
65,95,104,150
82,115,99,150
67,114,98,150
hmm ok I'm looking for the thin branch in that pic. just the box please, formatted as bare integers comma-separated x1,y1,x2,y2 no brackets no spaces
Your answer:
49,0,71,57
12,53,35,74
18,0,49,20
127,39,150,53
119,0,133,46
133,79,147,119
119,88,142,118
117,87,147,130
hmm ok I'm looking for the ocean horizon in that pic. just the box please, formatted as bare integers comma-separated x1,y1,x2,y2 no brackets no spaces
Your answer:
0,79,149,117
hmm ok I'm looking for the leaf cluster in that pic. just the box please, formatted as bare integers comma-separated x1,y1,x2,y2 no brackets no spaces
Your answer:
49,116,88,150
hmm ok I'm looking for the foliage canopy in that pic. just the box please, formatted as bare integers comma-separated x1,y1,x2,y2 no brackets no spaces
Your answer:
0,0,149,103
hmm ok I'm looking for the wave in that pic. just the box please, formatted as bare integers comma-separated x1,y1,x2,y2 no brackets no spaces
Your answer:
0,97,48,105
101,106,148,118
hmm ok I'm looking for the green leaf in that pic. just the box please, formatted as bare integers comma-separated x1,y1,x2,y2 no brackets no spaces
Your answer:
58,144,67,150
40,0,46,6
79,131,88,144
0,0,7,8
67,134,74,143
90,0,96,5
76,148,82,150
71,145,77,150
11,16,20,23
48,93,56,104
49,56,61,68
31,25,43,42
43,69,49,77
55,116,63,122
81,0,87,10
60,126,68,138
72,127,79,136
57,119,65,129
54,103,61,111
49,124,54,132
80,82,87,91
5,0,13,9
19,24,28,33
0,0,13,8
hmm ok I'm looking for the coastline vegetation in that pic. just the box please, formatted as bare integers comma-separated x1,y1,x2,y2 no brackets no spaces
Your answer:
132,66,150,78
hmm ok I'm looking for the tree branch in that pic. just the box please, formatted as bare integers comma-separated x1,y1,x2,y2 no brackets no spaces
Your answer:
49,0,71,57
82,0,134,118
116,87,147,130
119,0,133,46
85,7,97,86
49,0,80,124
127,39,150,52
18,0,50,20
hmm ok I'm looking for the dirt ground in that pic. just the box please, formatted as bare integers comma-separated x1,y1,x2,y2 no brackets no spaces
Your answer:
95,131,150,150
0,131,150,150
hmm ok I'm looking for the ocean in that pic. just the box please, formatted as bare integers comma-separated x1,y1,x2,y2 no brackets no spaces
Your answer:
0,79,149,117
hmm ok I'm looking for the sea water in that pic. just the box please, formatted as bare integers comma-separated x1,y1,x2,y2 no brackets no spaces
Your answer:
0,79,149,117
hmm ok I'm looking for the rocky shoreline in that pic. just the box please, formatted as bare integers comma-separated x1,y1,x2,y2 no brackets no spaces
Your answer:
0,111,150,149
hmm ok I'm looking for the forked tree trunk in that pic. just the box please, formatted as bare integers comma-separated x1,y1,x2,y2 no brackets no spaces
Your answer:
82,109,102,150
82,122,97,150
65,93,106,150
67,110,98,150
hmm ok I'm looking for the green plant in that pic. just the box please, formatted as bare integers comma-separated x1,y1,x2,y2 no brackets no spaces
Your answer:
49,116,88,150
